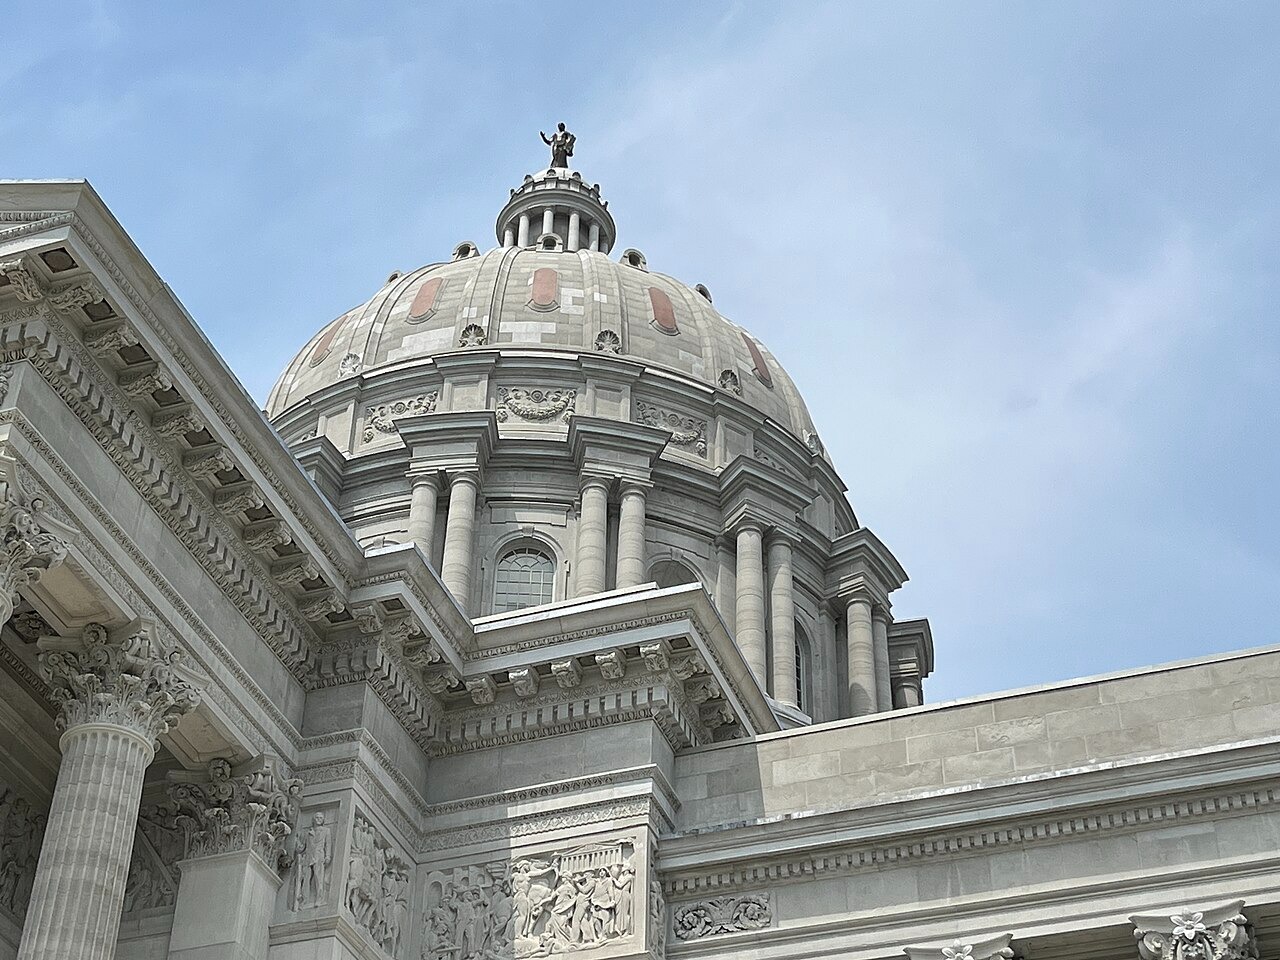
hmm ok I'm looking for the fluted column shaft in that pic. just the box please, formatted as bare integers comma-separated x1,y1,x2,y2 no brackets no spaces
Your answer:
616,483,648,588
768,534,798,708
441,473,480,611
845,596,877,716
19,724,152,960
407,474,439,564
734,523,767,688
872,608,892,712
575,478,610,597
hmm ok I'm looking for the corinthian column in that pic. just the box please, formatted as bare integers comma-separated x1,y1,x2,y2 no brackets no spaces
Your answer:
407,473,439,564
734,521,767,689
0,484,70,625
20,624,200,960
844,595,877,716
441,472,480,612
575,476,610,597
616,482,649,589
767,532,798,708
872,606,892,712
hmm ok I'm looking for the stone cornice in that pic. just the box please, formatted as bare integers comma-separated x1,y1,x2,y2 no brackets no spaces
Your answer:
827,525,909,603
659,739,1280,897
470,584,778,739
3,324,318,674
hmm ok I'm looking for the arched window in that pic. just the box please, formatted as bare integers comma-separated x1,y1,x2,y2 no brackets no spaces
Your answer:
493,546,555,613
648,559,700,590
794,620,813,715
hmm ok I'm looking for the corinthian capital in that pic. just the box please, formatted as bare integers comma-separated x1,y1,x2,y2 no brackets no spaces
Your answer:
167,755,303,871
1131,902,1256,960
38,622,200,744
0,482,70,625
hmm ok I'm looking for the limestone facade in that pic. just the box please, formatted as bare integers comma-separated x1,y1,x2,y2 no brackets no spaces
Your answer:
0,161,1274,960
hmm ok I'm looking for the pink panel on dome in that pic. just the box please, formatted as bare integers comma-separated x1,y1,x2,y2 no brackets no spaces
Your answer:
742,332,773,387
530,268,559,310
308,313,347,367
649,287,678,334
408,276,443,321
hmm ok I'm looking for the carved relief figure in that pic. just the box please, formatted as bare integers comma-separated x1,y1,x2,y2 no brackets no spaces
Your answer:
0,787,45,919
344,814,410,955
422,840,636,960
120,802,182,915
292,811,333,910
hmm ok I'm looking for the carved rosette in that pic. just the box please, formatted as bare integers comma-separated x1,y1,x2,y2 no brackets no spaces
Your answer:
1132,903,1257,960
363,392,439,442
497,387,576,424
0,483,70,625
636,400,707,457
38,622,200,744
168,756,303,871
672,892,771,941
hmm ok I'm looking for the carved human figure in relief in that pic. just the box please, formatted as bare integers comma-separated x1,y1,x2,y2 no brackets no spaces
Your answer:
611,862,635,936
292,811,332,911
540,123,576,169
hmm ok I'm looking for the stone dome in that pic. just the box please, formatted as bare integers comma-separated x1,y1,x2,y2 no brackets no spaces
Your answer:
266,168,826,459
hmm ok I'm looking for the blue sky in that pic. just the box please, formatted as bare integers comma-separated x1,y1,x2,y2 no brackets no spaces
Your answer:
5,3,1278,702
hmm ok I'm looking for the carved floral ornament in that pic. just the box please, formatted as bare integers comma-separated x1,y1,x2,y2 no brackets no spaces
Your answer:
497,386,577,424
903,933,1016,960
1131,902,1257,960
672,892,771,941
167,755,303,871
422,838,638,960
0,474,70,625
38,622,201,744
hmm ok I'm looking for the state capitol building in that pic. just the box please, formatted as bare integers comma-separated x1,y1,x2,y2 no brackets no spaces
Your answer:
0,131,1273,960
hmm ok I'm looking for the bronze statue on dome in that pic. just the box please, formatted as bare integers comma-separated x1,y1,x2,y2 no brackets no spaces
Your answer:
540,123,576,169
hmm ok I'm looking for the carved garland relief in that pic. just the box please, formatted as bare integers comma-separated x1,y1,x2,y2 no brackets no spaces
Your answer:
497,387,577,425
423,839,637,960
